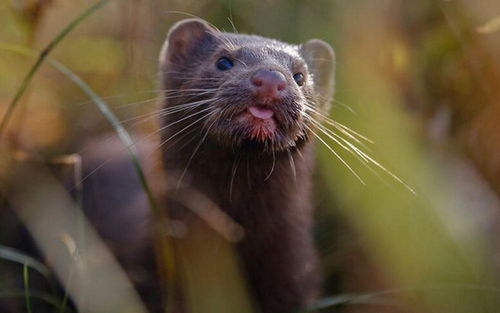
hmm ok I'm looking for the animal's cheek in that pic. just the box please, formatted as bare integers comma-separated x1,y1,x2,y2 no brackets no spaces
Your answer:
289,96,308,115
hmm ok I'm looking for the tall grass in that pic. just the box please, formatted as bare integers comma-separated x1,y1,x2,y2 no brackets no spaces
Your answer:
0,1,499,313
0,1,159,312
0,0,108,137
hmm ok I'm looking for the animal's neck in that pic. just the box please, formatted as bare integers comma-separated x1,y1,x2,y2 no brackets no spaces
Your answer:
161,120,319,313
162,133,314,219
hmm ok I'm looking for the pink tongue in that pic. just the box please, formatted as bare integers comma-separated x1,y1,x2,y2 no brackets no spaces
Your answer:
248,106,274,119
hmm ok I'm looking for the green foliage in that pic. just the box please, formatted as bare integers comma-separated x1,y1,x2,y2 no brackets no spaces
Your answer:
1,1,500,313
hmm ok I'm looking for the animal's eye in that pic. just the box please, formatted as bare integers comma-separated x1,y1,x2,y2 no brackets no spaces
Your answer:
293,72,305,86
216,57,234,70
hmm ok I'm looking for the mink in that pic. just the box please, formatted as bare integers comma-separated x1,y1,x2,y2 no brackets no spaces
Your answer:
158,19,335,313
0,18,335,313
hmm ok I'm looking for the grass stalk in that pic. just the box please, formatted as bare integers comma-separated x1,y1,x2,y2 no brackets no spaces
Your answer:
0,245,50,278
0,290,68,312
0,42,177,310
23,263,32,313
0,0,109,137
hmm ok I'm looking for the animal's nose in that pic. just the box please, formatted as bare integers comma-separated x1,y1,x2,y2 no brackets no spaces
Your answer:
251,69,287,100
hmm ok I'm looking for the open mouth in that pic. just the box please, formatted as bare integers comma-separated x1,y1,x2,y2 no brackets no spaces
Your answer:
248,105,274,119
235,105,277,140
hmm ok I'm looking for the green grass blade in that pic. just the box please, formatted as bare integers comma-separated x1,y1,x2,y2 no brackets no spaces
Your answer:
310,285,500,311
23,264,32,313
0,42,175,307
0,42,159,213
0,245,50,278
0,0,109,137
0,290,70,312
51,63,160,213
59,254,75,313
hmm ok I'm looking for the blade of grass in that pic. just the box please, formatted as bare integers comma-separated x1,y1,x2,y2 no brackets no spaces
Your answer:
23,263,32,313
0,42,159,213
307,293,390,311
309,284,500,311
61,155,82,313
0,42,177,309
0,245,50,278
49,55,178,311
46,48,177,312
59,261,74,313
4,160,149,313
0,290,70,312
0,0,109,137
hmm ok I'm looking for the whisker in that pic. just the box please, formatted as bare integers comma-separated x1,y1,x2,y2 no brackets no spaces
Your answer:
176,111,221,190
306,93,356,114
72,106,214,190
120,108,216,158
296,146,305,162
307,115,415,194
246,155,251,188
73,88,210,108
121,107,216,156
158,87,219,93
264,149,276,181
164,125,200,152
228,14,238,34
332,99,357,114
112,96,165,109
108,88,218,109
304,106,364,146
157,106,213,134
115,91,213,110
305,124,365,184
343,142,416,194
157,110,217,149
287,150,296,182
307,116,366,157
158,75,224,82
305,103,373,144
73,92,157,107
120,99,214,125
305,115,370,162
229,153,241,203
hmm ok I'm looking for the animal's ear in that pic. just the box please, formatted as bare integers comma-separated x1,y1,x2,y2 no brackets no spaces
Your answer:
160,18,216,65
300,39,335,113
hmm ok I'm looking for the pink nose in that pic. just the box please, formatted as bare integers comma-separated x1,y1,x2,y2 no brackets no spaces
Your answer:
251,69,287,100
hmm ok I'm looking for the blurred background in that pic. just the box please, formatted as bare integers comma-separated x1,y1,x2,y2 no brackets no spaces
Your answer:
1,0,500,312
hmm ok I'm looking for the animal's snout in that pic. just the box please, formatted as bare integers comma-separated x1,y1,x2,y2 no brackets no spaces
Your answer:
250,69,287,101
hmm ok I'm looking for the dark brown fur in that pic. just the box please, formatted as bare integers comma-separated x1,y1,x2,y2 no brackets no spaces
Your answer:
0,19,335,313
159,19,335,313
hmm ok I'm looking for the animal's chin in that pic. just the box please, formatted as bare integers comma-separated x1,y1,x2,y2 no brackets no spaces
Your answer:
213,127,299,153
207,105,304,152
